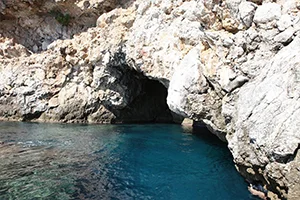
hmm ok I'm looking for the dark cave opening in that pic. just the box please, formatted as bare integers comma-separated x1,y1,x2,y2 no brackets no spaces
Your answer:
104,49,183,124
113,78,180,124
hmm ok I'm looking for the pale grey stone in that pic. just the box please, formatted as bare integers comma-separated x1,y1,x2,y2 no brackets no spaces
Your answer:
229,36,300,199
281,0,298,13
167,47,204,117
226,0,243,15
223,37,234,47
223,75,249,92
33,45,38,52
228,46,244,60
253,3,281,24
41,40,51,51
239,1,257,27
274,27,295,43
277,14,293,31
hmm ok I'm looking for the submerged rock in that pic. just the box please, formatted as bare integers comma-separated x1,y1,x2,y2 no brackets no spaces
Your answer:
0,0,300,199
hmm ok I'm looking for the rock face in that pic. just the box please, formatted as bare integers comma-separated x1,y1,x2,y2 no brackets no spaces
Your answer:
0,0,123,52
1,0,300,199
229,37,300,200
0,2,176,123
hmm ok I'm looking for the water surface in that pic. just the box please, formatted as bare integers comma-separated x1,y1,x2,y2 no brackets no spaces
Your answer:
0,122,255,199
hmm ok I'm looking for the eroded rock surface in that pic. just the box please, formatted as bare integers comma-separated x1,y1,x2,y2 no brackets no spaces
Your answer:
229,37,300,200
1,0,300,199
0,5,176,123
0,0,125,52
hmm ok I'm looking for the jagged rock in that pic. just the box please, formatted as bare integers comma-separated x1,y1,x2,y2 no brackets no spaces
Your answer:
253,2,281,29
167,47,208,118
0,0,120,52
239,1,257,28
0,37,31,59
223,75,249,93
222,18,239,33
274,27,295,43
277,14,293,32
0,5,177,124
0,0,300,199
229,36,300,199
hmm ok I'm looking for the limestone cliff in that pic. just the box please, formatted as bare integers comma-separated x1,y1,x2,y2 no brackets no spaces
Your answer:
0,0,300,199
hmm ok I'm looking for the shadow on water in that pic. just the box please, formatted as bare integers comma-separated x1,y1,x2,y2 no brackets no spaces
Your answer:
184,125,227,147
181,125,262,200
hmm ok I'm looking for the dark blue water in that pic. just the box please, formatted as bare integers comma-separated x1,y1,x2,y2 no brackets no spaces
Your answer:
0,122,255,200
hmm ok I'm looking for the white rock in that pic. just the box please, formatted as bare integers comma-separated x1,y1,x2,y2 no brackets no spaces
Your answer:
239,1,257,27
281,0,297,13
253,3,281,24
181,1,206,22
228,46,244,60
226,0,243,14
230,36,300,196
167,47,203,117
274,27,295,43
1,0,300,197
219,65,237,89
224,75,249,92
137,1,151,15
277,14,293,31
223,37,234,47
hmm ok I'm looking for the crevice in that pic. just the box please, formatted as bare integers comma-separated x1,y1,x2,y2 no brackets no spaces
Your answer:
281,143,300,164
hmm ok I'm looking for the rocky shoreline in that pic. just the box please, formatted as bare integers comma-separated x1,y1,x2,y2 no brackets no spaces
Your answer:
1,0,300,199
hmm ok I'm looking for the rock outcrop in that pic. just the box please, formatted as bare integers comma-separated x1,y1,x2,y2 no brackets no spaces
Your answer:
0,1,176,123
1,0,300,199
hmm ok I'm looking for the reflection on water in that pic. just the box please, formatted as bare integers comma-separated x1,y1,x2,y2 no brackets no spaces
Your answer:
0,122,253,200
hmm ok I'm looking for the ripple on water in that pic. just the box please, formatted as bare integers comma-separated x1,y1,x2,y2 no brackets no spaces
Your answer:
0,122,254,200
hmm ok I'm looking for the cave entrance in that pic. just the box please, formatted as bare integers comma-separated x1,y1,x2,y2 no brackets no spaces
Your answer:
104,50,183,124
113,78,182,124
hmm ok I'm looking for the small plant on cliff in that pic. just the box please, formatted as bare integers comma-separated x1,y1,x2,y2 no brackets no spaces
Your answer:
50,10,71,26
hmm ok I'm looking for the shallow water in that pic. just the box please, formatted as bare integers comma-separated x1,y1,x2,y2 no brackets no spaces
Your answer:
0,122,256,200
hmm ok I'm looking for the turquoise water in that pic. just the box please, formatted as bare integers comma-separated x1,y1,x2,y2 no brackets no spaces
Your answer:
0,122,255,200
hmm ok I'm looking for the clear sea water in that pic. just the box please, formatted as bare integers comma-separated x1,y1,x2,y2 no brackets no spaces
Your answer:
0,122,257,200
